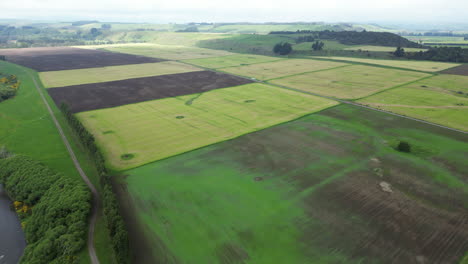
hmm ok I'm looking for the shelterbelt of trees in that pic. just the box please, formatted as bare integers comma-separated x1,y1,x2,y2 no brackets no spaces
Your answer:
406,46,468,62
270,30,423,48
0,154,91,264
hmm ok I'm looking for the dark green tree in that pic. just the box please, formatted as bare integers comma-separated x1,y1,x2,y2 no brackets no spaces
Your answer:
397,141,411,153
393,46,405,57
273,42,292,55
312,40,325,51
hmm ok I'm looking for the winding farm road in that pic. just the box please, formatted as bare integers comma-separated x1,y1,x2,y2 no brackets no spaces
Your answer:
28,71,101,264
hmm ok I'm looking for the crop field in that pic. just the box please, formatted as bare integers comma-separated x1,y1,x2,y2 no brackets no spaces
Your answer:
314,56,460,72
441,64,468,76
95,43,232,60
358,74,468,131
48,71,253,112
119,104,468,264
40,61,201,88
271,65,431,99
221,59,348,80
77,83,337,170
0,47,163,71
183,54,282,69
344,45,427,52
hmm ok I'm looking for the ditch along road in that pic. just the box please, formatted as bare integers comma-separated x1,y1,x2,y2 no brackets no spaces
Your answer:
180,61,468,135
28,71,101,264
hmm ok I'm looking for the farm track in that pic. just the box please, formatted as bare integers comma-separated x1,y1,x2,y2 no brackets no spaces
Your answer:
27,71,100,264
181,60,468,135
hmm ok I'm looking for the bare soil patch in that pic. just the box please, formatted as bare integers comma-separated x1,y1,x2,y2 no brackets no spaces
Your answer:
0,47,164,71
441,64,468,76
48,71,254,112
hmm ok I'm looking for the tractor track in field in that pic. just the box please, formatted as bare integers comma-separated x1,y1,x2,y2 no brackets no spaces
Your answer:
27,70,100,264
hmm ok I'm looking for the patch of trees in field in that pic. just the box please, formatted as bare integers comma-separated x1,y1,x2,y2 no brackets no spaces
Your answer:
270,30,422,48
61,104,129,264
0,73,19,102
0,154,91,264
405,47,468,62
273,42,293,55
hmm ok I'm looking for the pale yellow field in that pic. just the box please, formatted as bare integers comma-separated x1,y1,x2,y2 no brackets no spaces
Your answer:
77,83,338,170
183,54,283,69
84,43,232,60
344,46,427,52
271,65,431,99
221,59,348,80
40,61,202,88
314,56,459,72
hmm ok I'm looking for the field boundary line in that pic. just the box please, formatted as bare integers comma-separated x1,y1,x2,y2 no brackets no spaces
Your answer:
215,58,285,69
26,70,101,264
265,64,352,81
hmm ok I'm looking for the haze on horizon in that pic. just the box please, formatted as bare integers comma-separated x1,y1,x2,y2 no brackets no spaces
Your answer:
1,0,467,25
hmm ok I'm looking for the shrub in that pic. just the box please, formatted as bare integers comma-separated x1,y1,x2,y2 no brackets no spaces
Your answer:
397,141,411,153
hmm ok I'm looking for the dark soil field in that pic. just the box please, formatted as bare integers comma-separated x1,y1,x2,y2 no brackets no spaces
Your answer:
0,47,164,71
122,104,468,264
441,64,468,76
48,71,254,112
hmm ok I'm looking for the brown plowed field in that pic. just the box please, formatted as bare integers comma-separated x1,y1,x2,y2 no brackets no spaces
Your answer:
48,71,254,112
0,47,164,71
441,64,468,76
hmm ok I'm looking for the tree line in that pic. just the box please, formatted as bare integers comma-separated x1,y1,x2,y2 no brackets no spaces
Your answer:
60,103,129,264
401,47,468,62
270,30,422,48
0,154,91,263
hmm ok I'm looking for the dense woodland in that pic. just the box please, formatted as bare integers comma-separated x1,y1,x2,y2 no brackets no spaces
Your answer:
61,104,129,264
0,154,91,264
270,30,423,48
0,73,19,102
405,46,468,62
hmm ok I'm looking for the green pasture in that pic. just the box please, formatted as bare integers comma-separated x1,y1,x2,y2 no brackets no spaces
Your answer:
183,54,283,69
314,56,460,72
293,40,350,51
358,75,468,131
124,104,468,264
271,64,430,99
77,83,337,170
344,45,427,52
222,59,347,80
40,61,201,88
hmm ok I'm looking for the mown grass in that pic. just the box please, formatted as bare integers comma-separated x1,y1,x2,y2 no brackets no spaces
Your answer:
123,104,468,264
77,83,337,170
183,54,283,69
221,58,347,80
358,75,468,131
40,61,201,88
271,64,430,99
313,56,459,72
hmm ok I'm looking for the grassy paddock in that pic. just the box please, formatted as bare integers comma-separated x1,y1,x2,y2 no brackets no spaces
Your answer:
40,61,202,88
344,45,427,52
271,64,430,99
77,83,337,170
358,74,468,131
314,56,459,72
221,59,347,80
183,54,283,69
123,104,468,264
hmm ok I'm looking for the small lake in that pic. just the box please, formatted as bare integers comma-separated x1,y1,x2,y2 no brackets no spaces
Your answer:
0,184,26,264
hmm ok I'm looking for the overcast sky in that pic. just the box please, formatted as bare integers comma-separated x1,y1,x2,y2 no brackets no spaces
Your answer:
1,0,467,24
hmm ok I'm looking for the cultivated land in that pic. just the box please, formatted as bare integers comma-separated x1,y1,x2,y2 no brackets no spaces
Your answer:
314,56,460,72
48,70,254,113
77,83,337,170
221,59,348,80
344,45,427,52
121,104,468,264
40,61,201,88
271,64,430,99
441,64,468,76
358,74,468,131
95,43,232,60
0,47,163,71
183,54,283,69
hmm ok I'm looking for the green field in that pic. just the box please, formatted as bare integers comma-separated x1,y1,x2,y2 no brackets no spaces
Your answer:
271,65,431,99
40,61,201,88
88,43,232,60
183,54,283,69
222,59,347,80
358,74,468,131
77,83,337,170
314,56,459,72
344,45,427,52
123,104,468,264
293,40,350,51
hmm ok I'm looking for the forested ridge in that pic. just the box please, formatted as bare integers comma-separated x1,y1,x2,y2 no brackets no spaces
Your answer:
0,155,91,264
